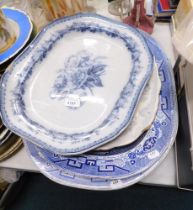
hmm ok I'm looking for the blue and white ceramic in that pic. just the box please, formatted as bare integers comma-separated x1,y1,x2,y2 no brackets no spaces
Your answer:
25,139,163,191
0,7,32,65
25,31,178,180
0,14,153,155
98,63,161,150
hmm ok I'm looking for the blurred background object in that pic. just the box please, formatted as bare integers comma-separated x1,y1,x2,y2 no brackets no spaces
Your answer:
172,0,193,30
0,0,94,32
28,0,94,32
0,0,29,11
27,0,48,32
0,9,16,54
108,0,131,19
172,8,193,65
0,7,33,66
154,0,179,22
42,0,88,21
123,0,154,34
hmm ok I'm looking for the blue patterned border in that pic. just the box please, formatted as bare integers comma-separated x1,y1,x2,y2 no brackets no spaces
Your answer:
25,140,146,190
0,13,153,154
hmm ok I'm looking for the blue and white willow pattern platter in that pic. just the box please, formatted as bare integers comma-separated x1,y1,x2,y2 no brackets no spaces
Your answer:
24,139,159,191
0,8,32,65
0,14,153,155
25,31,178,181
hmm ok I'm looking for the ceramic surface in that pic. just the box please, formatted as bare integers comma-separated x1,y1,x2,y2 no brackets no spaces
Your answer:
0,8,32,65
0,14,153,155
98,62,161,150
25,140,148,191
25,31,178,180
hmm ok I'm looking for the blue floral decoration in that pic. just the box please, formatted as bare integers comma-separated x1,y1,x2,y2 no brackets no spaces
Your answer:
143,137,156,151
50,50,106,101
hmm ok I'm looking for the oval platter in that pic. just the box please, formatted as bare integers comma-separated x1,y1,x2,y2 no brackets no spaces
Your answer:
0,14,153,155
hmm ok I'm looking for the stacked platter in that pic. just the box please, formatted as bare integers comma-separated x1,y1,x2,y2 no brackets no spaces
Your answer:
0,118,22,161
0,13,178,190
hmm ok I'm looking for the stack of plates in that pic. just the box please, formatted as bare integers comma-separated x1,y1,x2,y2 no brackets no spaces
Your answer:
0,119,22,161
0,14,178,190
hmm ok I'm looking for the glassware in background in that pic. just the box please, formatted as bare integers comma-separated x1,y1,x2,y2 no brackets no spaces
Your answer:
108,0,131,19
0,9,16,54
42,0,85,20
28,0,92,32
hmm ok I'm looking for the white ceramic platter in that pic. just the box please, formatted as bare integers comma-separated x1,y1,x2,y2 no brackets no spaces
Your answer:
98,62,161,150
0,14,153,155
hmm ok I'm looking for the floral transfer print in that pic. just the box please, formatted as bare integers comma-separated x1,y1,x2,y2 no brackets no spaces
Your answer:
50,50,106,102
